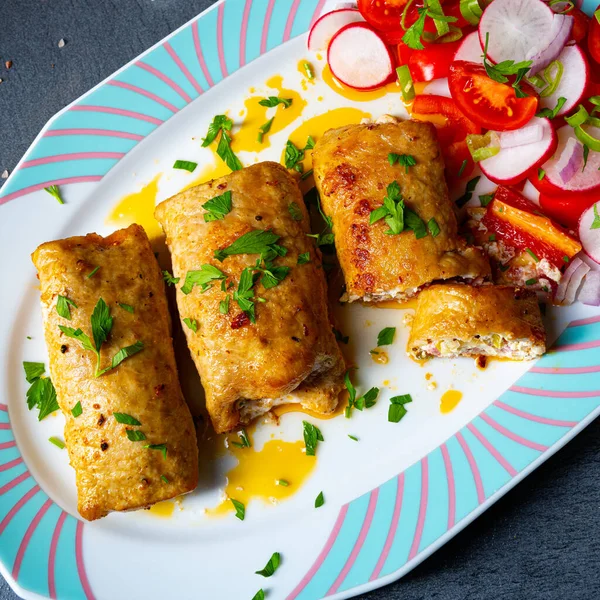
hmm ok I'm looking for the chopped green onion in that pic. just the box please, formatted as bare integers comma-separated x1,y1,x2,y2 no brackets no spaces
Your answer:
275,479,289,487
489,234,496,242
86,265,100,279
315,491,324,508
348,434,358,441
525,248,540,262
44,185,65,204
457,159,468,178
396,65,415,102
566,104,590,128
49,436,65,449
161,475,169,484
538,168,546,180
573,124,600,152
303,62,314,80
563,255,570,263
257,117,274,144
539,60,563,98
173,160,197,173
459,0,482,25
525,278,538,286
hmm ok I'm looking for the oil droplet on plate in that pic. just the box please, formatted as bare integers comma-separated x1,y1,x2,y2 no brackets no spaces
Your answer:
148,499,177,518
440,390,463,414
370,348,389,364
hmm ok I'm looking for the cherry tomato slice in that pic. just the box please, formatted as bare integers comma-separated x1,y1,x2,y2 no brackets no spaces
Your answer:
448,60,539,131
357,0,409,32
398,38,463,82
570,6,591,44
588,5,600,63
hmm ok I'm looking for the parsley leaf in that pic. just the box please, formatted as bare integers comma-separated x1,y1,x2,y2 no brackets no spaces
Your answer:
202,191,232,222
389,153,417,173
144,443,167,459
285,140,305,173
114,412,142,426
344,370,357,418
231,429,251,448
173,160,197,173
305,136,315,150
56,295,77,320
306,232,335,247
479,193,494,207
251,590,264,600
402,8,427,50
377,327,396,346
355,387,379,411
127,430,147,442
255,259,290,290
98,341,144,375
44,185,65,204
255,552,281,577
370,181,404,234
118,303,134,313
259,96,292,108
202,115,233,147
404,209,427,239
183,318,198,333
591,203,600,230
181,265,226,294
32,378,59,420
161,475,169,484
163,270,180,286
288,201,303,221
482,32,532,96
297,252,311,265
257,117,274,144
234,267,259,323
23,361,45,383
214,229,283,262
231,498,245,520
217,130,243,171
91,298,113,355
427,218,441,237
535,96,567,119
333,327,349,344
219,294,231,314
388,394,412,423
302,421,324,456
71,401,82,417
315,491,325,508
455,176,480,208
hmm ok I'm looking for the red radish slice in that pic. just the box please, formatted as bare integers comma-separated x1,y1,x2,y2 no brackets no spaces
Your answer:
327,23,394,90
499,123,544,148
479,118,557,185
543,125,600,193
479,0,554,65
533,44,589,117
308,9,365,52
579,202,600,265
455,31,484,63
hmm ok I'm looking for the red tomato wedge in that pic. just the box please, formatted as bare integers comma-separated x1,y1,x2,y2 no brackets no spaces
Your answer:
448,60,539,131
589,5,600,63
357,0,408,31
571,6,591,44
397,38,463,82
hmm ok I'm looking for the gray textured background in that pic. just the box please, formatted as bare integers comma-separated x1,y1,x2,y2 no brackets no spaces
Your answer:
1,1,600,599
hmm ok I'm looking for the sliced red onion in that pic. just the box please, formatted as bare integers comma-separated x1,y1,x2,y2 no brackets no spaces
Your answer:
579,252,600,272
526,14,573,75
578,272,600,306
558,258,590,305
555,256,582,303
555,136,584,184
499,123,544,148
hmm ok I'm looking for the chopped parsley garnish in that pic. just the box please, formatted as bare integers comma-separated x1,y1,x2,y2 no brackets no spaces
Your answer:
259,96,292,108
479,193,494,207
288,201,303,221
59,298,143,377
355,387,379,411
563,255,570,262
145,443,167,459
251,590,265,600
285,140,306,173
402,8,428,50
591,204,600,229
118,303,134,313
535,96,567,119
49,436,65,449
86,266,100,279
220,294,231,314
583,144,589,171
183,318,198,333
161,475,169,484
305,136,315,150
44,185,65,204
302,421,324,456
370,181,427,238
217,128,242,171
525,248,540,262
297,252,311,265
173,160,197,173
181,265,226,294
537,168,546,180
455,176,480,208
257,117,274,144
457,159,468,178
202,114,232,147
114,412,141,426
306,232,335,247
234,267,259,323
333,327,349,344
231,429,251,448
402,3,457,50
56,295,77,320
427,218,440,237
315,491,325,508
388,394,412,423
388,153,416,173
255,552,281,577
344,370,356,418
489,234,496,242
214,229,284,262
525,278,538,286
202,191,232,222
126,430,147,442
482,32,532,98
163,270,180,286
377,327,396,347
71,401,82,418
254,259,290,290
231,498,245,520
23,361,59,421
348,434,358,441
276,479,289,487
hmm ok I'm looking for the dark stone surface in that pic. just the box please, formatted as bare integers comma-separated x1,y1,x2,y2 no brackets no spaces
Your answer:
1,1,599,599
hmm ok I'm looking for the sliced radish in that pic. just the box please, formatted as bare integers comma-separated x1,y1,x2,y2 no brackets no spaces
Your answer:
579,202,600,265
543,125,600,193
499,123,544,148
422,78,451,98
533,44,589,117
327,23,394,90
521,179,541,206
454,31,484,63
479,118,557,185
479,0,554,65
308,8,365,52
525,14,573,74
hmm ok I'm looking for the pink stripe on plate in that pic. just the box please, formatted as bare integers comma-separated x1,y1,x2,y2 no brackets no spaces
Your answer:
44,128,144,141
0,424,10,430
260,0,276,54
456,432,485,504
107,80,179,112
76,521,96,600
480,413,548,452
311,0,327,27
216,3,228,78
70,104,163,125
552,339,600,352
530,365,600,374
135,61,192,103
286,504,349,600
568,314,600,327
0,441,16,450
0,176,103,205
493,400,577,427
21,152,124,169
327,490,379,596
283,0,302,41
408,457,429,560
164,42,203,95
510,385,600,399
12,498,54,579
440,443,456,530
370,473,404,581
192,20,215,87
0,484,39,535
0,457,23,473
0,403,7,411
468,423,517,477
48,511,68,600
239,0,253,67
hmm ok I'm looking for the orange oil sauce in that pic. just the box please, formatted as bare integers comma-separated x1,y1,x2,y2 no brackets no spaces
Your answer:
370,348,389,364
440,389,463,414
297,59,316,90
322,65,400,102
148,498,180,518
